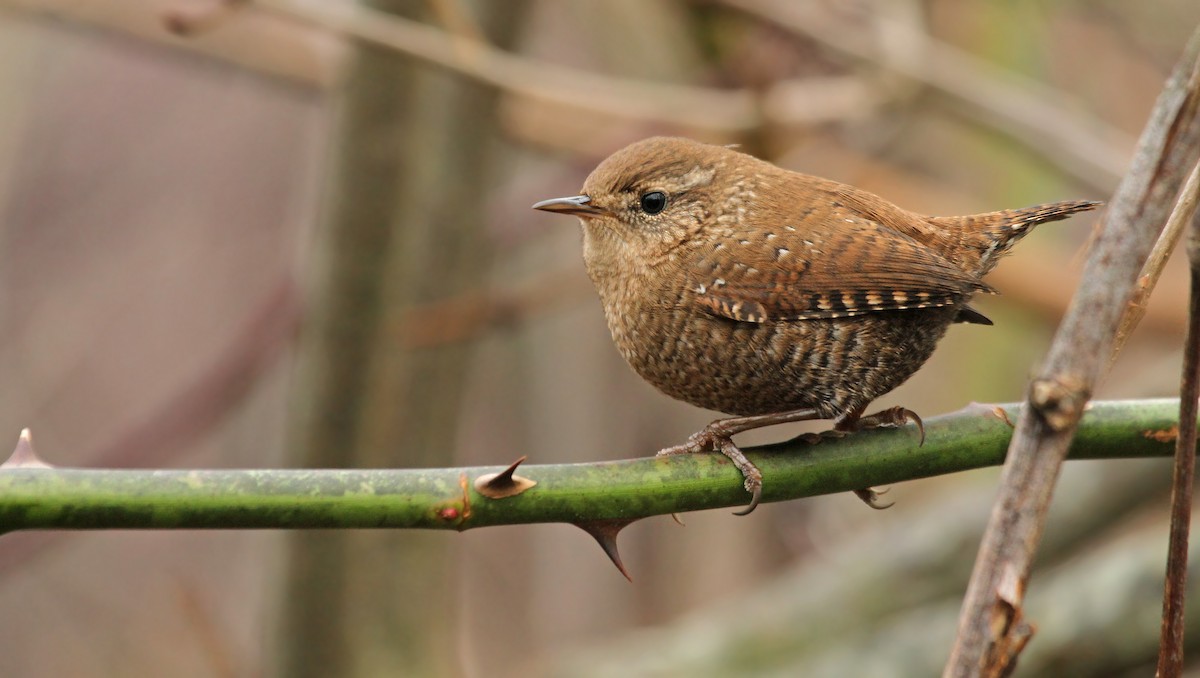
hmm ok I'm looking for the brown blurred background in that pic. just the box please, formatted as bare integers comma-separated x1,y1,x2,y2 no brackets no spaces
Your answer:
0,1,1197,676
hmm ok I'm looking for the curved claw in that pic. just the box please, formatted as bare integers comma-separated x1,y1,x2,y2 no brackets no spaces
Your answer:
717,438,764,516
906,409,926,446
853,487,895,510
847,406,926,446
883,406,925,445
732,482,763,516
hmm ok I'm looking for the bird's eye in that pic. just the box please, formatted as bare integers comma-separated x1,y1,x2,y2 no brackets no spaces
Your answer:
639,191,667,215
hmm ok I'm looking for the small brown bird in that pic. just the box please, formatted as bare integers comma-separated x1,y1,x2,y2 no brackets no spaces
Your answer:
534,137,1098,514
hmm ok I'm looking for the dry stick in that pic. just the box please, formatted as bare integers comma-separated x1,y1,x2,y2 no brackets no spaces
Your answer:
944,26,1200,678
1157,178,1200,677
1110,161,1200,368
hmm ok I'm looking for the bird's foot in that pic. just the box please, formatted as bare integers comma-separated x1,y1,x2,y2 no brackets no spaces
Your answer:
788,406,921,509
657,423,763,515
837,406,925,445
657,409,822,516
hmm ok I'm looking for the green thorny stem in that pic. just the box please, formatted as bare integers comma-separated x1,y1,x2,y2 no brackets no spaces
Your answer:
0,399,1184,534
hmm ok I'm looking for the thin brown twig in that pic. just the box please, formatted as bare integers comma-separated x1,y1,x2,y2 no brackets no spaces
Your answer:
1111,161,1200,367
945,25,1200,678
1156,174,1200,678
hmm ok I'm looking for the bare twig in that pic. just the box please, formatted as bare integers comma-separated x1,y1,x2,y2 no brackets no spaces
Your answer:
719,0,1136,192
1110,161,1200,366
945,26,1200,677
1156,171,1200,677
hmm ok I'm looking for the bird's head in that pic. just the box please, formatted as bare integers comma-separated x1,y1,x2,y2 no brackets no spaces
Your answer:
534,137,752,269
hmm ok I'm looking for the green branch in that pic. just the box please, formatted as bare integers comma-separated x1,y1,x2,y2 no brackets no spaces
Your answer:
0,399,1182,534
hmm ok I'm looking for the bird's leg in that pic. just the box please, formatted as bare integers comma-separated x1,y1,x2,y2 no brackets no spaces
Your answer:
658,408,825,456
658,408,821,515
834,405,924,510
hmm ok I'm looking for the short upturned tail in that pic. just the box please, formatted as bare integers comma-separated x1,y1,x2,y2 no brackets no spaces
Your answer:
932,199,1101,275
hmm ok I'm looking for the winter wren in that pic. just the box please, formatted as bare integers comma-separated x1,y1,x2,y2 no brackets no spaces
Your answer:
533,137,1098,514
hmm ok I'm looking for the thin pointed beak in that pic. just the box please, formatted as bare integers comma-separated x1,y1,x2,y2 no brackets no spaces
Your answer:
532,194,607,217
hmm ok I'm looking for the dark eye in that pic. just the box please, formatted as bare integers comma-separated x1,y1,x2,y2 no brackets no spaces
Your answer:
639,191,667,215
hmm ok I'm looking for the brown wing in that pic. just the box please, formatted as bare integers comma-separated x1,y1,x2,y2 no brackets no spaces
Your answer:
685,212,988,323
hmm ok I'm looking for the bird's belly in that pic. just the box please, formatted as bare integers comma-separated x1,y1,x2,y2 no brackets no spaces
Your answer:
606,304,955,418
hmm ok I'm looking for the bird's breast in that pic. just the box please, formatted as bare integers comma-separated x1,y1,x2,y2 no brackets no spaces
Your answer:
593,271,957,417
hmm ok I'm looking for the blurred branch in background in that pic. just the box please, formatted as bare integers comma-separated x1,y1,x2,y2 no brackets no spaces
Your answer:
717,0,1134,192
277,1,526,675
168,0,761,136
1,0,342,86
159,0,1133,184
